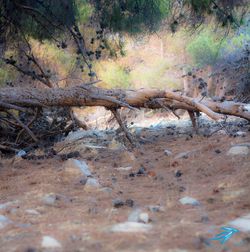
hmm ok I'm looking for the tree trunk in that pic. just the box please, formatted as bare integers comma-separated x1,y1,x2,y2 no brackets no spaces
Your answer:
0,85,249,121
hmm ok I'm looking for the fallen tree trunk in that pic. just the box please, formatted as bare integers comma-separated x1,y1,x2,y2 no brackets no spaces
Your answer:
0,85,250,121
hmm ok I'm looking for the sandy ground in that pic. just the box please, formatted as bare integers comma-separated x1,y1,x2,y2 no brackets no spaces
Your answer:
0,122,250,252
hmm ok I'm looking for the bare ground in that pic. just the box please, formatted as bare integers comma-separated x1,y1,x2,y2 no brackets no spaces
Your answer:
0,124,250,252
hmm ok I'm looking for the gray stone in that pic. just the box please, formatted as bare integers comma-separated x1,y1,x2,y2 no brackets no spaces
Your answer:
17,150,26,157
128,209,142,222
42,236,62,248
179,196,200,206
175,150,197,159
0,200,19,210
42,194,58,206
0,215,11,229
113,199,125,208
115,166,133,171
235,131,247,137
64,159,92,177
148,205,165,213
25,209,40,215
139,213,149,223
109,222,152,233
86,178,100,187
229,213,250,232
227,146,249,156
164,149,173,156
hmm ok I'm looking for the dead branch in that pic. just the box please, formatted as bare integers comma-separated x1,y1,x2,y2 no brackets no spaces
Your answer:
0,85,249,122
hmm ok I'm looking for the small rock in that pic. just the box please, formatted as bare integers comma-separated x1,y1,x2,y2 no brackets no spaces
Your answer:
112,199,124,208
99,187,112,193
214,149,221,154
109,222,152,233
42,193,58,206
227,146,249,156
64,159,92,177
0,215,11,229
164,149,173,156
179,196,200,206
85,178,100,187
115,166,133,171
148,205,165,213
175,150,196,159
128,209,142,222
25,209,40,215
17,150,27,157
42,236,62,248
235,131,246,137
125,199,134,207
0,200,19,210
175,170,182,178
229,213,250,232
139,213,149,223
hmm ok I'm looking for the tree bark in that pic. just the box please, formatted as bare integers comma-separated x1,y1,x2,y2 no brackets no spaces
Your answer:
0,85,249,121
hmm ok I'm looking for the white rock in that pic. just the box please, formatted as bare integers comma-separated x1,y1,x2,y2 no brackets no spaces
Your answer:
164,149,173,156
42,236,62,248
42,194,57,206
179,196,200,206
148,205,165,213
175,150,196,159
17,150,26,157
86,178,100,187
110,222,152,233
25,209,40,215
229,213,250,232
0,200,19,210
128,209,142,222
235,131,246,137
0,215,11,229
227,146,249,156
64,159,92,177
115,166,133,171
139,213,149,223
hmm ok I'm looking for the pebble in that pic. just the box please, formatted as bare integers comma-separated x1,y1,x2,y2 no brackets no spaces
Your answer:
235,131,246,137
179,196,200,206
42,194,58,206
25,209,40,215
113,199,124,208
17,150,27,157
227,146,249,156
164,149,173,156
0,200,19,210
0,215,11,229
85,178,100,187
229,213,250,232
109,222,152,233
64,159,92,177
115,166,133,171
139,213,149,223
175,151,195,159
42,236,62,248
148,205,165,213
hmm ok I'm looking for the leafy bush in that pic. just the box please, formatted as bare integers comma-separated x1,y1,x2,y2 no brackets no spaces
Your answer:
186,30,224,67
96,61,131,89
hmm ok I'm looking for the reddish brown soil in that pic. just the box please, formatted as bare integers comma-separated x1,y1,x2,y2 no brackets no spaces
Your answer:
0,131,250,252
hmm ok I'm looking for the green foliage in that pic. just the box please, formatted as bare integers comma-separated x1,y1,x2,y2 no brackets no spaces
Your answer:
75,0,93,24
0,64,16,87
1,0,76,41
94,0,171,33
187,0,212,13
97,62,131,89
186,30,224,66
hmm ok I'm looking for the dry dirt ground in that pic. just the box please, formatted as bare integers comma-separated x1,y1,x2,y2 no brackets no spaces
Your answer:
0,123,250,252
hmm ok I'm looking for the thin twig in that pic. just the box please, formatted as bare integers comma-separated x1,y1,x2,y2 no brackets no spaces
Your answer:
6,111,38,142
